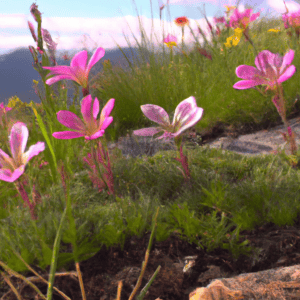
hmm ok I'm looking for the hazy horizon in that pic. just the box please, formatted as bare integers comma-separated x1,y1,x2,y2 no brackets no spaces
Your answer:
1,0,299,58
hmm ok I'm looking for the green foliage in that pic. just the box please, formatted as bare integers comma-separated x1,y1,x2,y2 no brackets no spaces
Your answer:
2,247,35,273
3,3,300,295
167,202,203,245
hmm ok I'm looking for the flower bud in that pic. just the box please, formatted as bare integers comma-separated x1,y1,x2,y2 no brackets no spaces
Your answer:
28,21,37,42
28,46,38,64
30,3,42,24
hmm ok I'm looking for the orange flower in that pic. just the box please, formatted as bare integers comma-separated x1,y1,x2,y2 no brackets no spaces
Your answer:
174,17,189,27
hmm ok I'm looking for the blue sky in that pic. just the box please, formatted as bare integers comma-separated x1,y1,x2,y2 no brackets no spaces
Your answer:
1,0,300,58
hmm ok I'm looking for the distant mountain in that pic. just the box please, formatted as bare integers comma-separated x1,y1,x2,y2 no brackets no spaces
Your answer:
0,45,170,108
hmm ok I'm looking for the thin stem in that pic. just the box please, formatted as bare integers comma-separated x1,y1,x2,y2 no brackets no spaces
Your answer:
116,281,123,300
128,207,160,300
275,81,298,155
0,271,22,300
9,248,72,300
76,262,86,300
13,181,37,220
243,26,259,57
0,261,46,300
90,140,115,196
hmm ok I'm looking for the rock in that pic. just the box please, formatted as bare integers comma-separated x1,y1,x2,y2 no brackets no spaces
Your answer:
189,264,300,300
106,134,178,160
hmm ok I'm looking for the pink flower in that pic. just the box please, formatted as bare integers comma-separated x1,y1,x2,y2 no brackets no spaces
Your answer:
133,96,203,141
164,34,178,48
38,160,49,169
42,47,105,90
0,103,12,114
45,50,116,196
214,16,227,25
282,10,300,30
133,96,203,181
233,49,298,156
52,94,114,141
0,103,12,127
0,122,45,183
229,8,261,31
233,50,296,91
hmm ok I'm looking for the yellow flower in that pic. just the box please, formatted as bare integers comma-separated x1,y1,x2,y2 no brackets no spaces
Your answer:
234,27,244,35
268,28,281,33
224,27,243,48
165,41,177,48
7,96,24,109
225,5,236,12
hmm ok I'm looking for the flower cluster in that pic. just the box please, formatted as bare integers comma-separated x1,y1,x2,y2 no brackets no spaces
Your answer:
0,2,299,222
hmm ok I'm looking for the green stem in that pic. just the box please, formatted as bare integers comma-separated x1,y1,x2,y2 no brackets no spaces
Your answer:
13,181,37,220
90,139,115,196
243,27,259,58
173,136,191,181
170,46,173,65
72,82,81,109
181,27,184,53
274,81,298,155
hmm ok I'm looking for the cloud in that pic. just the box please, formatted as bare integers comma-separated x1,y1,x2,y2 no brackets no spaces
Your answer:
0,12,225,57
1,0,294,57
159,0,220,6
267,0,300,14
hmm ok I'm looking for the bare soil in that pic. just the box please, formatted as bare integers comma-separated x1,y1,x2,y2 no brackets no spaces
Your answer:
1,211,300,300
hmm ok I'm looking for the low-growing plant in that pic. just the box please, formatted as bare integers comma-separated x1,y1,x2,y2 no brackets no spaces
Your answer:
2,0,300,299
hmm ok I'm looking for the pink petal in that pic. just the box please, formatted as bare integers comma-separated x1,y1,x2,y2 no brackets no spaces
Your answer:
233,79,265,89
70,50,88,69
56,110,86,131
278,65,296,83
81,95,100,124
133,127,164,137
86,48,105,75
52,131,87,139
0,165,25,182
9,122,29,163
140,104,170,126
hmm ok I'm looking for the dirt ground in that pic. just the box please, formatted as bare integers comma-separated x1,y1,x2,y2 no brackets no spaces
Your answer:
1,211,300,300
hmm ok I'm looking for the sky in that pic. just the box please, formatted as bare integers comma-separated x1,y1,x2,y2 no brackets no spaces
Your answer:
1,0,300,59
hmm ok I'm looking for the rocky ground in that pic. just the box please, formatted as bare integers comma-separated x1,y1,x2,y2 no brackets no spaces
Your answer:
1,201,300,300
